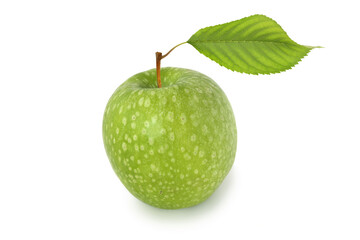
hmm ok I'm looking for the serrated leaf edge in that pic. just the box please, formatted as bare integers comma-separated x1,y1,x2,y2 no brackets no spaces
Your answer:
187,14,320,75
188,41,314,75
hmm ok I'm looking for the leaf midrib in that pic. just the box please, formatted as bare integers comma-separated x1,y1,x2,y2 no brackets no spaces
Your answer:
188,39,301,47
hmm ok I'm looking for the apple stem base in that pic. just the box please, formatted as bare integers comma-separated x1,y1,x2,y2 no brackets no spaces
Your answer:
156,52,162,88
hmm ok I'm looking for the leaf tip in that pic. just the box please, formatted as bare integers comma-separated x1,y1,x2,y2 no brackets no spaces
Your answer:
305,45,324,49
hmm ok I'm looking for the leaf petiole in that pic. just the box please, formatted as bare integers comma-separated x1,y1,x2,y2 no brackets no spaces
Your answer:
156,42,187,88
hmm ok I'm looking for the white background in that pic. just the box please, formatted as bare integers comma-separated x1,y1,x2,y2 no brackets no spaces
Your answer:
1,0,359,239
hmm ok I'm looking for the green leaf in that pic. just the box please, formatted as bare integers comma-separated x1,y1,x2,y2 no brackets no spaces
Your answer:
187,14,319,75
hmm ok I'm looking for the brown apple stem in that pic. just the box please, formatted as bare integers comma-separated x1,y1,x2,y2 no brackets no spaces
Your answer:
156,52,162,88
156,42,186,88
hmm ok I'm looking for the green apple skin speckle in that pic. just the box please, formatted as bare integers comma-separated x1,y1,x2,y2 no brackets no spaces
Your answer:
103,67,237,209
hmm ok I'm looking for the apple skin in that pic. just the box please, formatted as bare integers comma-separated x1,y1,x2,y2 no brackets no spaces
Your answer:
103,67,237,209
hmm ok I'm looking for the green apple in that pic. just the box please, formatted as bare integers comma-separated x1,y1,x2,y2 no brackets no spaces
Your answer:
103,67,237,209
